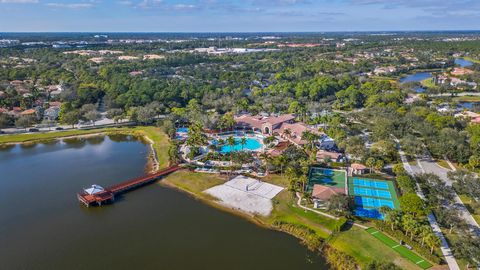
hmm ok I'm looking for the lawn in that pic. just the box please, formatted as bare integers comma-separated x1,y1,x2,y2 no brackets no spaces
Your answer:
161,170,226,196
436,160,451,170
330,227,422,270
365,228,432,269
0,127,117,144
458,194,480,224
453,95,480,102
421,78,436,88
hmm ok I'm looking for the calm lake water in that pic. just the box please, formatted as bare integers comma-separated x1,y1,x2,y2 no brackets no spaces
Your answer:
399,72,433,93
0,135,327,270
455,58,473,67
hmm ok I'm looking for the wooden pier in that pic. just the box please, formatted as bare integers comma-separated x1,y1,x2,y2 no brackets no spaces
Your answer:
77,165,180,207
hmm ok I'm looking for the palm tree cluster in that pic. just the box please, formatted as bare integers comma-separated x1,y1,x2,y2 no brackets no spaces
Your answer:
380,207,440,254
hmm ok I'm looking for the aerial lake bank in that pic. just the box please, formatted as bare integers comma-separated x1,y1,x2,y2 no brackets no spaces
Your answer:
0,128,426,269
0,135,328,270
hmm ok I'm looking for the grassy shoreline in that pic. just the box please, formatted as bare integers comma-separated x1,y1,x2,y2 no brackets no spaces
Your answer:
0,126,171,171
0,127,429,269
161,170,423,270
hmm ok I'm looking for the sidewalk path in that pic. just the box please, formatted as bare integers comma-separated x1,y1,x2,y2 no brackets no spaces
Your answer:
294,193,368,230
394,138,460,270
416,155,480,235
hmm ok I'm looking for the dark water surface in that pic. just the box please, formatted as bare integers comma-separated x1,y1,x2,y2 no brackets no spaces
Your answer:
0,135,327,270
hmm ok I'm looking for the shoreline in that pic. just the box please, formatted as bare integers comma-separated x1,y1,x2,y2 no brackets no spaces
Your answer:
160,174,327,253
0,127,161,174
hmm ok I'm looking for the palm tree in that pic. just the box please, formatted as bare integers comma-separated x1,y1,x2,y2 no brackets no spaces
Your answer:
425,232,440,254
283,128,292,139
240,136,247,151
274,155,288,176
366,157,376,173
402,214,416,238
259,152,272,175
419,225,431,247
298,175,308,193
227,136,236,171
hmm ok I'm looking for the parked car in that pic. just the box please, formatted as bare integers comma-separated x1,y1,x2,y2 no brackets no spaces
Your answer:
28,128,39,132
55,127,64,130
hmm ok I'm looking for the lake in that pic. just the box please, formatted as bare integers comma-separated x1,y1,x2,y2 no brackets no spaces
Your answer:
0,135,327,270
455,58,473,68
399,72,432,93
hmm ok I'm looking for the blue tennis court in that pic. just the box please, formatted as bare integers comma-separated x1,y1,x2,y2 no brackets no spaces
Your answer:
353,178,389,190
354,196,395,208
354,208,383,219
354,187,392,199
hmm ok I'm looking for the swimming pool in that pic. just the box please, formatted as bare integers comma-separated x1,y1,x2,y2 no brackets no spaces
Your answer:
214,137,263,154
176,127,189,133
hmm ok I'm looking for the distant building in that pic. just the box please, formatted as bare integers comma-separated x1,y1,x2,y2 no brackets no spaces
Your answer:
44,107,60,120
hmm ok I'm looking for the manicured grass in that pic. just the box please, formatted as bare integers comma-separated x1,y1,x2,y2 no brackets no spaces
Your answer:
365,228,432,269
453,95,480,102
161,170,226,196
458,194,480,224
330,227,420,270
162,171,430,269
130,126,170,169
436,160,451,170
0,128,117,144
421,78,435,88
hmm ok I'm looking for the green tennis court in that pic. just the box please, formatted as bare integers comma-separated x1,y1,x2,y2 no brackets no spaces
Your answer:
308,167,346,191
366,228,432,269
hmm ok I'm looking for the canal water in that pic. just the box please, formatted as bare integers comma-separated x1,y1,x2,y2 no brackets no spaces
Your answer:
0,135,328,270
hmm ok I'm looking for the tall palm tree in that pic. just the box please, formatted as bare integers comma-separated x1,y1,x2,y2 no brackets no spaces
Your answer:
283,128,292,139
419,225,431,247
226,136,236,175
274,155,288,176
259,152,272,175
240,136,247,151
425,232,440,254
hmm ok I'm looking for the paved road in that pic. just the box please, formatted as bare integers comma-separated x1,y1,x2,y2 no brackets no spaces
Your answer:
395,139,460,270
427,91,480,97
415,155,480,236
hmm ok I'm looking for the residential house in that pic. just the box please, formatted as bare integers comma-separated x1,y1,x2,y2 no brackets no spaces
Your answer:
44,106,60,120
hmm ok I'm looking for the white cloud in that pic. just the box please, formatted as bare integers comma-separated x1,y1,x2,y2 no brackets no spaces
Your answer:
46,2,94,8
0,0,39,3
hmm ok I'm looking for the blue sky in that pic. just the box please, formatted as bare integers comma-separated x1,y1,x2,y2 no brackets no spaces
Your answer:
1,0,479,32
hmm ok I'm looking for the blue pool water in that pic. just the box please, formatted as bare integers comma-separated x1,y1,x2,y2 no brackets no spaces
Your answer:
177,127,189,133
215,137,262,153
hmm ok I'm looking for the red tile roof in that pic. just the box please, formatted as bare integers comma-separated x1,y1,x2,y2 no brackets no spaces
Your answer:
351,163,367,170
312,184,345,201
